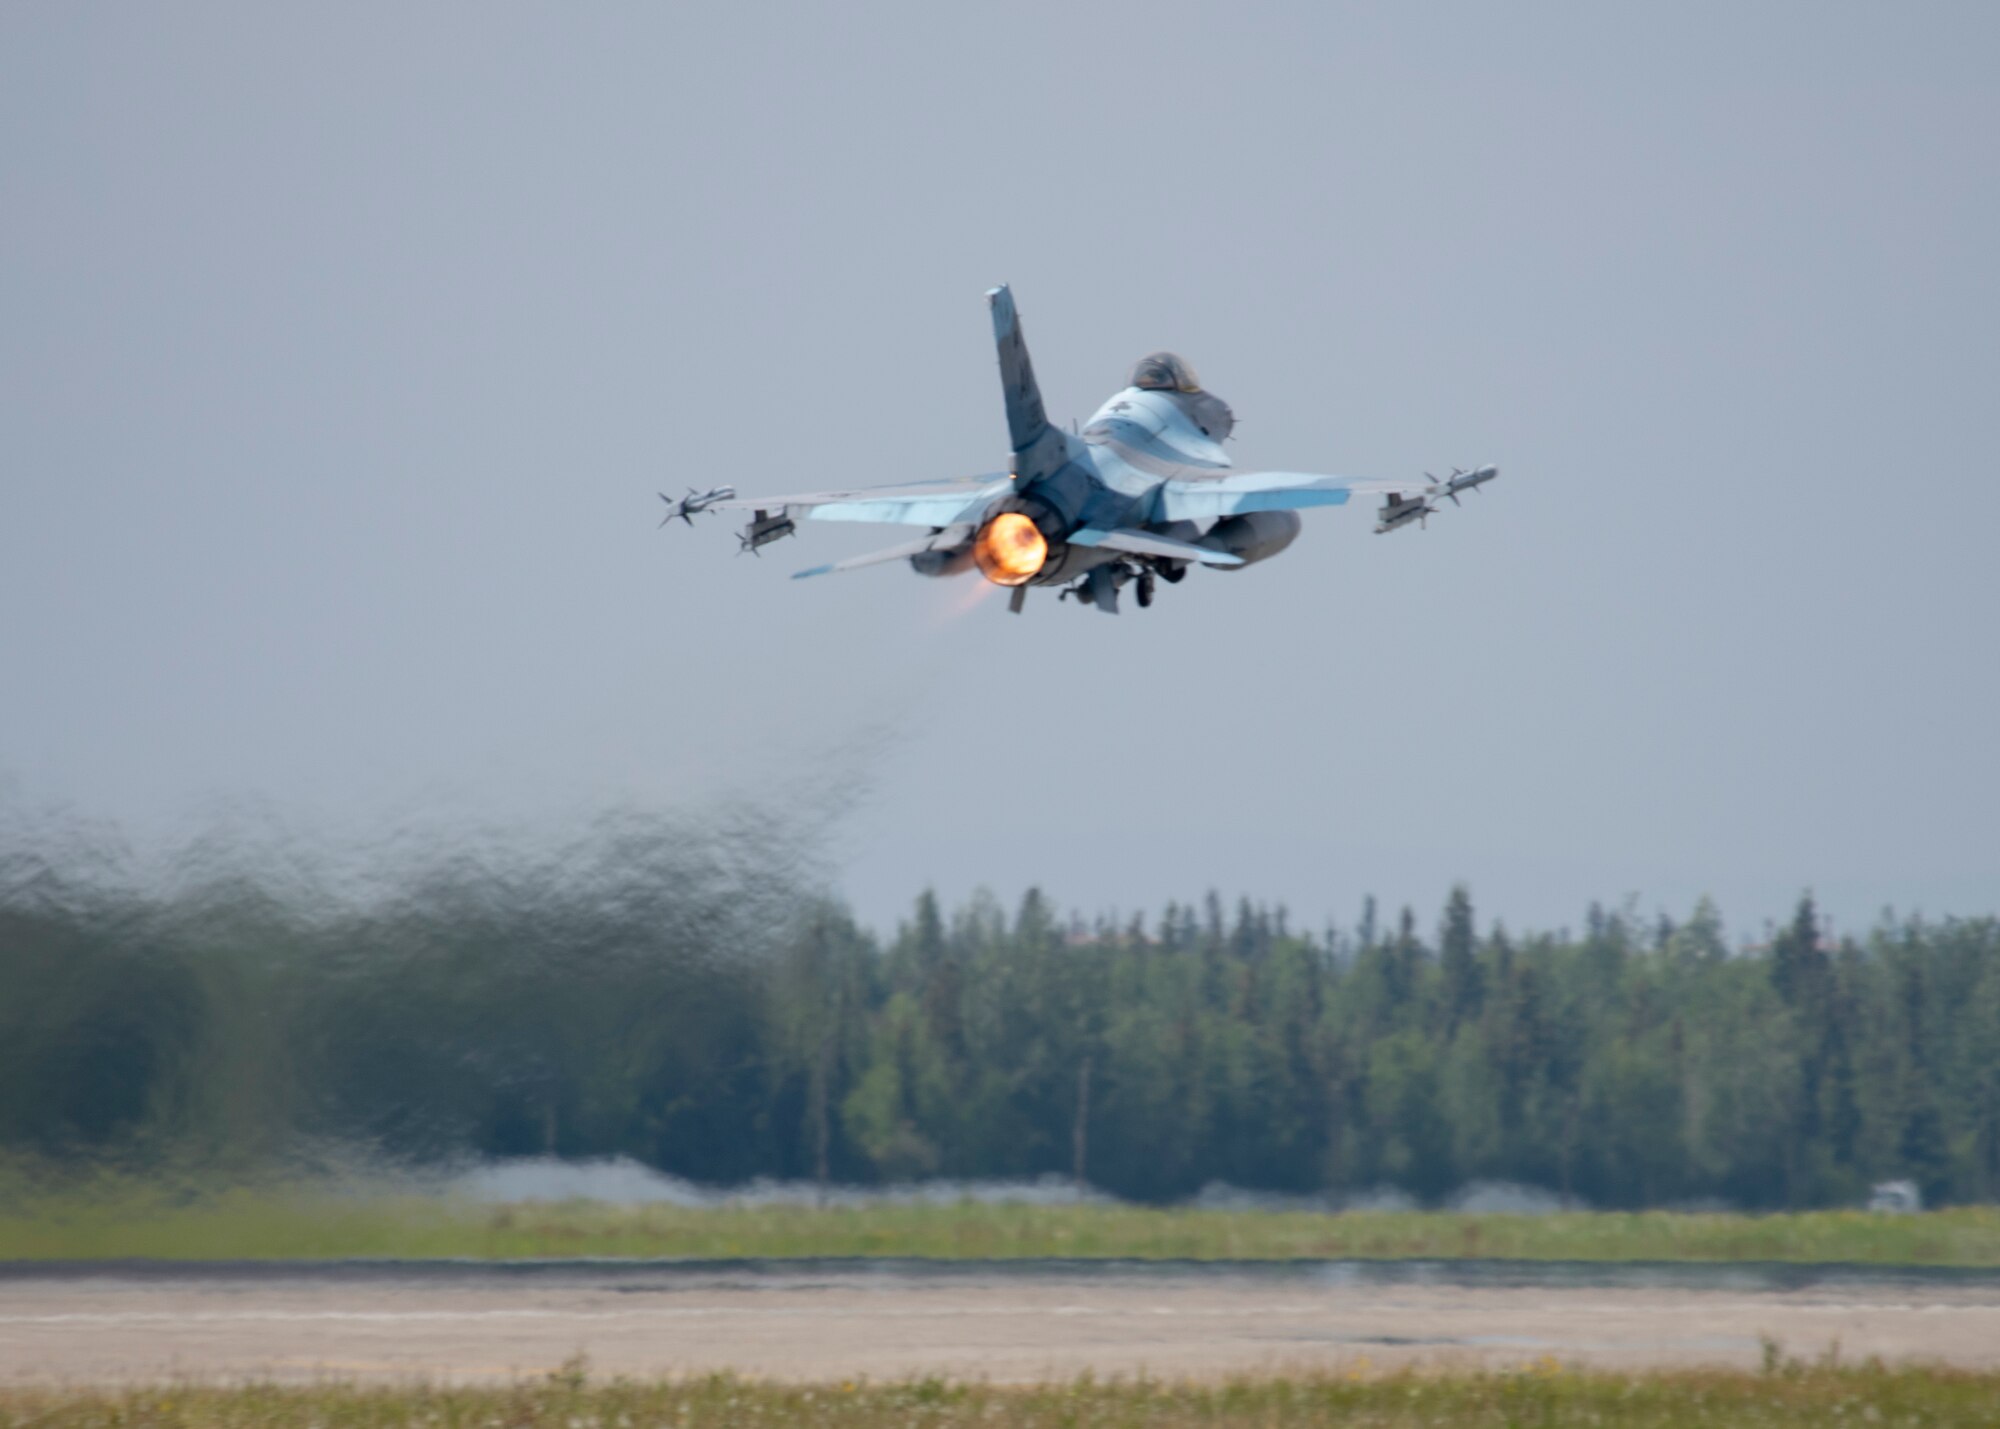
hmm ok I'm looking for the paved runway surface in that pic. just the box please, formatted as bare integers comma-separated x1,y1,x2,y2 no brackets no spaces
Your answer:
6,1260,2000,1385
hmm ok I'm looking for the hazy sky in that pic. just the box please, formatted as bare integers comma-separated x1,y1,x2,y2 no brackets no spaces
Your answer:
5,3,1997,942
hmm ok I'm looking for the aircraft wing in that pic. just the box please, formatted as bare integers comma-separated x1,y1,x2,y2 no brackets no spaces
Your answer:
1157,471,1431,521
710,475,1009,527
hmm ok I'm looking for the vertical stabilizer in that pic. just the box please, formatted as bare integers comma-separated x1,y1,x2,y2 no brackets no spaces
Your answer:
987,285,1049,455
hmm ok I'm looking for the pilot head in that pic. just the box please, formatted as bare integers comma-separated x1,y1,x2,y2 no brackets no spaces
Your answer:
1128,351,1233,440
1129,351,1202,394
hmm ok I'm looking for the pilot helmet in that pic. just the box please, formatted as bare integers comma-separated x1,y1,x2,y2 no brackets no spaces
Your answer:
1130,351,1202,393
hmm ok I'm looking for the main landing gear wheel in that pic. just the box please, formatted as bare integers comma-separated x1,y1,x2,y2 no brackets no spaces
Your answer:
1136,571,1155,608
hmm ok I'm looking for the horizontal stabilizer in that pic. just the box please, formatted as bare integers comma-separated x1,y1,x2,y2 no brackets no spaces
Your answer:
1069,526,1243,566
792,526,973,580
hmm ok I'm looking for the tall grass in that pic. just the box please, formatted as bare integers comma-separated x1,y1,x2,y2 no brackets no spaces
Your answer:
5,1364,1999,1428
6,1189,2000,1264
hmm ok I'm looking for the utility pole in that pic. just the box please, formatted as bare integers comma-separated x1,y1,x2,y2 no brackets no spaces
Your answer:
1072,1054,1093,1187
812,1028,831,1205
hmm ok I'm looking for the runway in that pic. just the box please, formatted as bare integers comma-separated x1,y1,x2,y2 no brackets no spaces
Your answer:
6,1259,2000,1385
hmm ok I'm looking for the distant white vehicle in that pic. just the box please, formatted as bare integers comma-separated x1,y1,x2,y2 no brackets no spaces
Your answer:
1867,1179,1922,1213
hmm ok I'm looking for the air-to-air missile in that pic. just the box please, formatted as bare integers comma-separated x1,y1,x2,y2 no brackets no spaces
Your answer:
1375,492,1435,534
1437,465,1499,505
657,486,737,527
1374,466,1500,533
737,509,796,555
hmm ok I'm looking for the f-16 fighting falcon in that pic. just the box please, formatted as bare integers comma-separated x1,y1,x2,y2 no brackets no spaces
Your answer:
664,286,1498,614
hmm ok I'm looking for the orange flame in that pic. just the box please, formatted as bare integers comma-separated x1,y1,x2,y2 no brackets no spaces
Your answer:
972,512,1047,586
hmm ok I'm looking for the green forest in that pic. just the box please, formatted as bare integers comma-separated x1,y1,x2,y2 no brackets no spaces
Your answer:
3,810,1997,1210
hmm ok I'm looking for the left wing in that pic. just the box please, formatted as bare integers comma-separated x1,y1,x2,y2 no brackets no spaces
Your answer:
711,474,1009,528
1156,471,1423,521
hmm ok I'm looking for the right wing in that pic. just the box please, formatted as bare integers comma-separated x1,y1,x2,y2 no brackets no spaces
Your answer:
1157,471,1417,521
711,475,1009,527
1158,468,1498,521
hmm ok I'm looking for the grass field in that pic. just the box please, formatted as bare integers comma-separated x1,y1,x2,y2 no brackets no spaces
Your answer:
5,1364,1999,1428
5,1190,2000,1264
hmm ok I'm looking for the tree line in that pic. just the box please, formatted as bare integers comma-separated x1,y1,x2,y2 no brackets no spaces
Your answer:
3,814,1996,1208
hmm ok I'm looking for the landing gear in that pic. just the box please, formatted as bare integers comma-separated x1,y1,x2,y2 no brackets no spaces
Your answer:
1059,563,1159,614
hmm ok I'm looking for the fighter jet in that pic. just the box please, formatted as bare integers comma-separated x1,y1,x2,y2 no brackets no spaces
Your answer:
672,286,1498,614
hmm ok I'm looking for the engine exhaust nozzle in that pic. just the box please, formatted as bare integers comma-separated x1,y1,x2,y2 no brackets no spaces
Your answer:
972,512,1049,586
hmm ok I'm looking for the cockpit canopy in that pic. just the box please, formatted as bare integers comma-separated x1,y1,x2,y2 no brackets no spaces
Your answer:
1130,351,1202,393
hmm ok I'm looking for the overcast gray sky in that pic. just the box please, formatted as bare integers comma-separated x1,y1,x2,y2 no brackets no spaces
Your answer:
4,3,1997,942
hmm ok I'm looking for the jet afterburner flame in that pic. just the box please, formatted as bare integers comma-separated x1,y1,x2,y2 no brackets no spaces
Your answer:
973,511,1047,586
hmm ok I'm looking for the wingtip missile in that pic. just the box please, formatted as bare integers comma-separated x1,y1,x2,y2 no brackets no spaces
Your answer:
1442,465,1499,503
1382,466,1498,529
658,486,737,528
